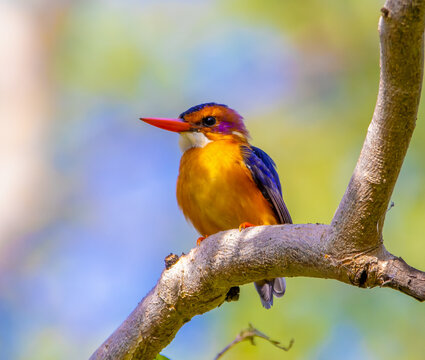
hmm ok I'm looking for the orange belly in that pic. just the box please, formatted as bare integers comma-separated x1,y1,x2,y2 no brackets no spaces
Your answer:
176,139,278,236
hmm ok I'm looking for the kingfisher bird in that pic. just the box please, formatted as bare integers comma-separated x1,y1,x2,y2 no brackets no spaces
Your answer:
140,103,292,309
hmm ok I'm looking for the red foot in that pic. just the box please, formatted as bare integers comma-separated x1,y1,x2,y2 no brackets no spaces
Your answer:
238,222,256,231
196,235,209,246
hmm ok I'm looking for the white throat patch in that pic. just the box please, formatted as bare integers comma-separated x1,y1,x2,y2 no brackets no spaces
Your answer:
179,132,212,152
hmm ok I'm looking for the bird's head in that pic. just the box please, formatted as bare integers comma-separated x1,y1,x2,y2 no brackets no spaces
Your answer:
140,103,250,151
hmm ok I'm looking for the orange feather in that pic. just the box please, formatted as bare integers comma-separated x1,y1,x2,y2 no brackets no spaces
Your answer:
176,137,278,236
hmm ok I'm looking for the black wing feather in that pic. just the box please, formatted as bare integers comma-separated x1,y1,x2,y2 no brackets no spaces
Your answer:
241,145,292,224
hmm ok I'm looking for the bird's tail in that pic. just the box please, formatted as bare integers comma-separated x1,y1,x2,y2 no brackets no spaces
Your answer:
254,277,286,309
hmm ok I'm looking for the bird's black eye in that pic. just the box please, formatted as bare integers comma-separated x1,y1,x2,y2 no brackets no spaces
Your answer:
202,116,216,127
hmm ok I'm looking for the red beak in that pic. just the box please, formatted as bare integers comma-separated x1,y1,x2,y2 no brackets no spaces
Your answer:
140,117,191,133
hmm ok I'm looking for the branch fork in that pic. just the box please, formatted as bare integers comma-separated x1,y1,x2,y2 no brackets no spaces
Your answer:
90,1,425,359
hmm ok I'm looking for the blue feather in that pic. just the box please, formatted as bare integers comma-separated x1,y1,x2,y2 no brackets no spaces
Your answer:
241,145,292,224
179,103,228,119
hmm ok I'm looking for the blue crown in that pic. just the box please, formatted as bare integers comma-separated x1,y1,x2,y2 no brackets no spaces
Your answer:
179,103,228,119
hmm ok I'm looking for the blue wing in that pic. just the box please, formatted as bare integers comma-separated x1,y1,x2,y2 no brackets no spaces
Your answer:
241,145,292,224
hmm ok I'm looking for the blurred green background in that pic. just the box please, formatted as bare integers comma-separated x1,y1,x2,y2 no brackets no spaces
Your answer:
1,0,424,359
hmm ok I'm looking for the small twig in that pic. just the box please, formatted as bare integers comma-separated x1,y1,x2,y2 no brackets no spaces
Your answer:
214,323,294,360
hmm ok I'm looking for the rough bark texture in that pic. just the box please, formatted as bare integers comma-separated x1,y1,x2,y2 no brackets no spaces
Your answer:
331,0,425,254
90,1,425,359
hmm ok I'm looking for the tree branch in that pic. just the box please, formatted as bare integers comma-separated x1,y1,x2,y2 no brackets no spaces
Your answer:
90,1,425,359
90,225,425,360
331,0,425,253
214,323,294,360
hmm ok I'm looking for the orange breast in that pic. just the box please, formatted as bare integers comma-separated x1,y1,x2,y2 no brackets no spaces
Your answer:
176,139,278,236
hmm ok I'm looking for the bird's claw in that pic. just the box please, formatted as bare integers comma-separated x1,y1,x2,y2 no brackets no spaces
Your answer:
196,235,208,246
238,222,256,231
